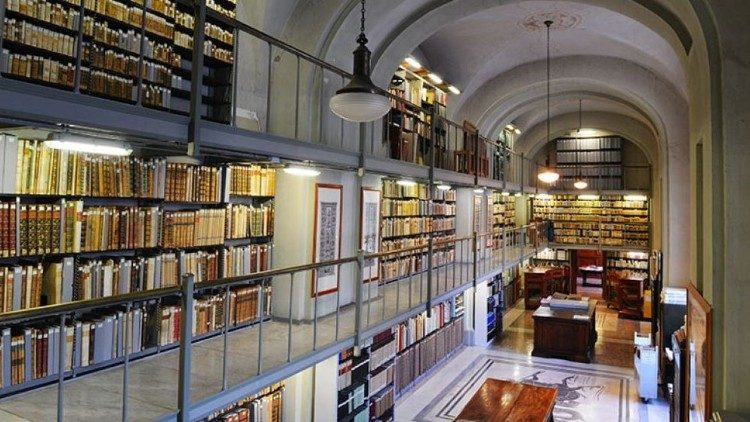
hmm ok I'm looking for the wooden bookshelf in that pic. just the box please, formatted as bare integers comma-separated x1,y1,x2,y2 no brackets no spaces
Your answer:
1,0,236,122
532,194,649,249
379,180,455,283
555,136,624,191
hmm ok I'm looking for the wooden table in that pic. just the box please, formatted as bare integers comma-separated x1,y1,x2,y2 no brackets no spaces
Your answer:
579,265,603,287
532,300,597,363
455,378,557,421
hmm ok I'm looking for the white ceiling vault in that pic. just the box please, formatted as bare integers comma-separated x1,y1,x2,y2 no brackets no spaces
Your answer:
240,0,696,162
237,0,705,285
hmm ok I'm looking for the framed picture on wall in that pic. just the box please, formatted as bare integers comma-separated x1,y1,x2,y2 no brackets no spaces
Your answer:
312,183,343,297
360,188,381,282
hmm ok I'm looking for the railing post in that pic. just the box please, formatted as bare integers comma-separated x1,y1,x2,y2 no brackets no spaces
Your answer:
187,0,207,157
354,250,365,346
177,273,195,422
56,313,66,422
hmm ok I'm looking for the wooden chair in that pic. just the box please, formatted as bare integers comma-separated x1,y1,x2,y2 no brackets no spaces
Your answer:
604,270,621,309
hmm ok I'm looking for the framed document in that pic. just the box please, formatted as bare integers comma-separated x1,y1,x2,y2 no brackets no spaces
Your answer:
312,184,343,296
360,188,381,282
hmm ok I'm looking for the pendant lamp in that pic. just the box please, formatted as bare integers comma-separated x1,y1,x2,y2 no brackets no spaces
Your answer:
573,99,588,189
329,0,390,122
537,20,560,184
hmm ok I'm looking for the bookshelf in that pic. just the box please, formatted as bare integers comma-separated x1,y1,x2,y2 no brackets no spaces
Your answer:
385,66,448,165
491,192,516,249
379,180,455,283
555,136,624,191
1,0,236,122
605,250,649,280
203,383,284,422
500,265,522,313
393,302,463,398
486,274,502,342
0,133,277,396
532,248,570,267
532,194,650,249
337,347,369,422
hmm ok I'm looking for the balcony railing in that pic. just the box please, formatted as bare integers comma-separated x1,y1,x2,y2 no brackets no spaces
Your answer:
0,220,550,421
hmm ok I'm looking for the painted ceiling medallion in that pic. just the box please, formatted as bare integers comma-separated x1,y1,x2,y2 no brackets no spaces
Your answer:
520,11,581,31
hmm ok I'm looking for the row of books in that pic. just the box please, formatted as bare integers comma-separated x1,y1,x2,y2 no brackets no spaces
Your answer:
5,0,80,32
161,209,225,248
1,49,75,87
208,385,283,422
393,316,463,396
228,165,276,197
0,137,167,197
226,203,274,239
0,137,281,201
394,302,450,353
0,245,271,314
369,363,394,397
369,385,394,421
381,198,456,217
0,287,269,388
165,163,222,203
380,233,455,254
3,18,77,57
382,180,430,200
379,248,454,281
556,136,622,151
0,201,278,256
381,217,455,238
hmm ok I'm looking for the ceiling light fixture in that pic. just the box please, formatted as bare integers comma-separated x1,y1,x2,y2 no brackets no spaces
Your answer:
574,179,589,190
514,192,522,197
537,20,560,185
329,0,390,122
473,187,485,194
624,194,648,201
514,128,522,135
501,191,510,197
436,183,452,191
404,56,422,69
396,179,417,187
577,128,599,137
427,73,443,84
283,165,321,177
578,194,600,200
45,133,132,156
447,85,460,95
536,194,553,200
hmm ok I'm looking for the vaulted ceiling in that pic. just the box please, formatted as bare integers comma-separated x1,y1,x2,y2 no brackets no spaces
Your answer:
239,0,699,168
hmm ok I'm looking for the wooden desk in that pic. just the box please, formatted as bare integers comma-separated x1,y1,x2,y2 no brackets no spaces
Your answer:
532,300,597,363
579,265,603,287
455,378,556,422
524,267,558,310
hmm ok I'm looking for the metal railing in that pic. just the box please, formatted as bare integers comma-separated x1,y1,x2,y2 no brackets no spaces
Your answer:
0,220,550,421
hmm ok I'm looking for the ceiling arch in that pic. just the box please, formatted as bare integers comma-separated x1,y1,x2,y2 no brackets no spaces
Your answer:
516,111,660,165
490,92,658,139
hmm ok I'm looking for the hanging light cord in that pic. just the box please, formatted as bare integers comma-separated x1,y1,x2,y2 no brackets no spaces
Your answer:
546,20,552,146
357,0,368,45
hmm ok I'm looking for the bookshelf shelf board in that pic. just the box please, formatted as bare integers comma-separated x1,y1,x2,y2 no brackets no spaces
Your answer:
0,72,74,91
145,6,175,21
227,194,275,204
224,236,274,247
83,10,144,34
82,63,137,81
79,89,138,104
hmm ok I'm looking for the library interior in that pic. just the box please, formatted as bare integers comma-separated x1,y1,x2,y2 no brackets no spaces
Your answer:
0,0,747,421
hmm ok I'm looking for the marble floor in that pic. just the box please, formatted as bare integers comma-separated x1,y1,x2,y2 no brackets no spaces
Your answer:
396,300,669,421
0,245,540,421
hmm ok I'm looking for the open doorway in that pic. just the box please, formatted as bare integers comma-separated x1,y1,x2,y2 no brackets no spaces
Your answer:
574,249,604,300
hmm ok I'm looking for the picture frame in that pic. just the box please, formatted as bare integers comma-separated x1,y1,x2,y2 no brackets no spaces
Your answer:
360,188,381,282
311,183,343,297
